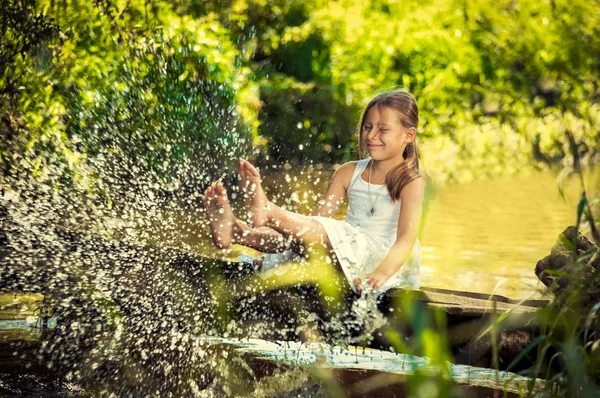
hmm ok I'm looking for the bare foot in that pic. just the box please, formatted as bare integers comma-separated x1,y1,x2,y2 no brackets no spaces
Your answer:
202,183,236,249
238,159,271,227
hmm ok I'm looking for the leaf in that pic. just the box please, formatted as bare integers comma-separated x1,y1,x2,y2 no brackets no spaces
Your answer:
585,208,600,244
556,166,574,203
559,234,577,252
542,269,573,279
506,335,547,372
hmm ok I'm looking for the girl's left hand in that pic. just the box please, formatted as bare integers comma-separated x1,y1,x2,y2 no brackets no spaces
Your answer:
365,269,390,290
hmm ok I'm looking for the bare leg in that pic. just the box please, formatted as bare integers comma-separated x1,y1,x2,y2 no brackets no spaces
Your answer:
237,161,354,300
238,159,330,247
236,222,301,254
203,182,300,253
202,183,236,249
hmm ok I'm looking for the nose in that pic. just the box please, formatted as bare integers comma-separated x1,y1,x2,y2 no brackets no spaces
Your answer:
367,128,379,142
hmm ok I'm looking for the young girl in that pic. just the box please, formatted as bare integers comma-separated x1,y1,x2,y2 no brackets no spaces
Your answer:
203,89,423,295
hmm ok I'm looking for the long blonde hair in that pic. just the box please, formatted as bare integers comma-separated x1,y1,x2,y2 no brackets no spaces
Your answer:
357,89,420,201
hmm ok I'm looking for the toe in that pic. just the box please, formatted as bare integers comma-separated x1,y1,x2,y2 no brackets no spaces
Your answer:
202,192,212,205
246,162,260,178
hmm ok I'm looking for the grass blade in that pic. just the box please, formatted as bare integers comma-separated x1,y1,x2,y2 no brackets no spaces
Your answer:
577,192,586,230
506,335,546,372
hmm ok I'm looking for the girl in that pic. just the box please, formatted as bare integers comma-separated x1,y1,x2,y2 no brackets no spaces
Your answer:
203,89,423,295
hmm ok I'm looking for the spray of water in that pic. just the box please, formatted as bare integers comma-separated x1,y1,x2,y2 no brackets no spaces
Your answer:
0,4,390,395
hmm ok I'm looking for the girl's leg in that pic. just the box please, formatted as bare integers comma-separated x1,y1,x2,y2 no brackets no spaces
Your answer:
238,223,298,253
202,183,299,253
237,161,361,297
238,159,330,248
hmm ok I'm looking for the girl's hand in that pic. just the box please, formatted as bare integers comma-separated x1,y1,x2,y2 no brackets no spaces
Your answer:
365,269,391,290
353,277,363,295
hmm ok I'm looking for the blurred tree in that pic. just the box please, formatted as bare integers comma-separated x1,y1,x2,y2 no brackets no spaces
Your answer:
2,0,599,189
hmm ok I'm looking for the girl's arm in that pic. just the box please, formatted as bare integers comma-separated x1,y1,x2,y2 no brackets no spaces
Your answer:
365,177,425,290
311,162,355,217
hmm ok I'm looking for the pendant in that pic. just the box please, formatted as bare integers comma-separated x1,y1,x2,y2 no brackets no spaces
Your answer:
370,207,375,216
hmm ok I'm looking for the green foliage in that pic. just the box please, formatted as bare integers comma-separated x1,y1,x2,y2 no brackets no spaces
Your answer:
258,75,356,163
0,0,60,180
245,0,599,179
3,0,599,194
1,0,256,200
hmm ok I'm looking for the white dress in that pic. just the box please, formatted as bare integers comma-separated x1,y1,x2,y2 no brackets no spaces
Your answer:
241,159,421,294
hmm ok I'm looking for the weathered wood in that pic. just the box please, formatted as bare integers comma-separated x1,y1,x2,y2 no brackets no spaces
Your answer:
376,287,548,372
417,286,550,307
386,287,549,316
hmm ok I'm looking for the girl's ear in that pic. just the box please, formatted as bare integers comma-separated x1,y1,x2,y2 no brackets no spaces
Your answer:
405,127,417,144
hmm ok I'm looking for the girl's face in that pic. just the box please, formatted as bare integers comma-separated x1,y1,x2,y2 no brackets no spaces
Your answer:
361,106,415,162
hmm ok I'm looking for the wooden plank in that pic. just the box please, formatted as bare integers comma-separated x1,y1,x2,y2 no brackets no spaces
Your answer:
426,302,538,316
418,287,551,307
421,292,540,313
385,287,549,316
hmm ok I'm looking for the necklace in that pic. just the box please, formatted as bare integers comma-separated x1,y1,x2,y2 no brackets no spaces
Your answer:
367,160,386,216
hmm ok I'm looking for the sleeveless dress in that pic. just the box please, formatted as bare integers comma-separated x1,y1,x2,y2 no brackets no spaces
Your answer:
240,159,421,294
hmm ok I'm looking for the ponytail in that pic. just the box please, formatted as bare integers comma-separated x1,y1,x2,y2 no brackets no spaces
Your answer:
386,140,420,202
